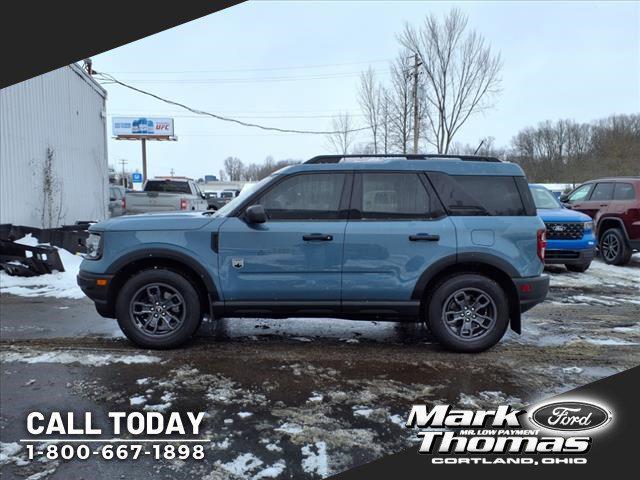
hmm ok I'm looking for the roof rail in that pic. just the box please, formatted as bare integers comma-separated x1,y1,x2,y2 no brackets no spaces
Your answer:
305,154,502,164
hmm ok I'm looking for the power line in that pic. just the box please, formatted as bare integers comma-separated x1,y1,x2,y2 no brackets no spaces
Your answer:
94,71,368,135
99,71,391,85
108,58,392,74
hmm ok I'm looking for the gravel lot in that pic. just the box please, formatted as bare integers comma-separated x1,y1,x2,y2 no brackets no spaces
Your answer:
1,255,638,479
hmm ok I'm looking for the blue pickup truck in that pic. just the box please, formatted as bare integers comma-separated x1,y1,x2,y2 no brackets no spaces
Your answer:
78,155,549,353
529,184,596,272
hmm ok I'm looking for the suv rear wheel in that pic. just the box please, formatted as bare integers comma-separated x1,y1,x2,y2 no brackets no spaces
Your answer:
427,274,509,353
115,269,202,349
600,228,632,266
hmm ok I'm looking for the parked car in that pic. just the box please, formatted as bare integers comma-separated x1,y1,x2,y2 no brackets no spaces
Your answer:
529,184,596,272
203,191,223,211
108,185,126,217
219,189,240,204
124,178,208,215
560,177,640,265
78,154,549,353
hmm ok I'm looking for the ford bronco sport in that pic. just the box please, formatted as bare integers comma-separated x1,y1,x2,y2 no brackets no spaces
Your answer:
78,155,549,353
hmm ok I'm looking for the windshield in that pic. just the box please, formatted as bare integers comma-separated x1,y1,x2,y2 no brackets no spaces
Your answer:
212,175,273,217
529,186,561,209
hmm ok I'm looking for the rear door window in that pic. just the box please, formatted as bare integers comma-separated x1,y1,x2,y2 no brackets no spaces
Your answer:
427,173,527,216
353,172,444,220
613,183,635,200
590,183,615,201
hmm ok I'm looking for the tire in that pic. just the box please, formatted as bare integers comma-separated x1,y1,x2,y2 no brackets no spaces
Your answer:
115,269,202,349
565,262,591,273
426,274,509,353
600,228,632,266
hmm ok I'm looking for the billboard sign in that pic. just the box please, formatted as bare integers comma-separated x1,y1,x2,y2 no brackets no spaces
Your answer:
132,173,143,183
112,117,174,138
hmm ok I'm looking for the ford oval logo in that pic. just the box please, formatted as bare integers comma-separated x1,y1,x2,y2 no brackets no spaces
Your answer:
530,401,611,431
553,225,566,232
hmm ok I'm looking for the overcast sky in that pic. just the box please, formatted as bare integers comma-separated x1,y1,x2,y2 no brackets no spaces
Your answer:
94,0,640,180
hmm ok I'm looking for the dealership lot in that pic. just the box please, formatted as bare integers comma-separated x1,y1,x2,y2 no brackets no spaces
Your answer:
1,256,639,479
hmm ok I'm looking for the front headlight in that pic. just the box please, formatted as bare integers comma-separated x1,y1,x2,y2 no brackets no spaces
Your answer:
84,233,102,259
584,221,594,232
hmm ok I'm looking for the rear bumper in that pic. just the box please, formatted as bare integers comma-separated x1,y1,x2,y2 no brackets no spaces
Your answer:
545,247,596,265
514,274,549,313
77,271,115,318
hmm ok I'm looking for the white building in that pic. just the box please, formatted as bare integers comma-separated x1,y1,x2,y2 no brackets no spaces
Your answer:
0,64,108,228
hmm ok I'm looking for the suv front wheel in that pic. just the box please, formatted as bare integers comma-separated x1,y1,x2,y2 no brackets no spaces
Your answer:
116,269,202,349
427,274,509,353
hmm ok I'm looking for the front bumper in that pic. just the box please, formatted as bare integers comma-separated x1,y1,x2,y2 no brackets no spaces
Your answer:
514,274,550,313
545,247,596,265
77,270,114,317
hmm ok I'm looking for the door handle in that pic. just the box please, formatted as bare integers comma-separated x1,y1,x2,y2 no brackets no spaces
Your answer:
409,233,440,242
599,204,608,207
303,233,333,241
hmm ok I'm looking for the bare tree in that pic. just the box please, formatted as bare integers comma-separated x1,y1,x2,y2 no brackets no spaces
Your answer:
358,67,381,153
388,53,414,154
399,8,502,153
326,112,356,155
379,87,392,154
223,156,244,181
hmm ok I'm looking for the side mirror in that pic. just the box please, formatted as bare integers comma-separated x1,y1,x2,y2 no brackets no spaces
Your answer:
109,197,116,202
245,205,267,224
559,194,569,203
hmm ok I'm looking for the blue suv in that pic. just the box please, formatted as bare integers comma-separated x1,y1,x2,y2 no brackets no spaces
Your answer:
529,184,596,272
78,155,549,352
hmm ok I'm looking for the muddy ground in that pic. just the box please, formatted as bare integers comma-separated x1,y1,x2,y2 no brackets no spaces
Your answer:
1,257,639,479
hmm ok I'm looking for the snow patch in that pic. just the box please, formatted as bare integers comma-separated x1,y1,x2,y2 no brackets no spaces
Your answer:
301,441,329,477
216,453,263,477
129,395,147,406
275,422,303,434
353,408,373,418
562,367,583,374
254,460,286,479
582,337,639,346
0,442,23,465
389,414,405,427
143,402,172,413
0,349,161,366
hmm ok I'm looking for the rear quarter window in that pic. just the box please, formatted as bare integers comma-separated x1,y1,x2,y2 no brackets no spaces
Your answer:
427,172,531,216
613,183,636,200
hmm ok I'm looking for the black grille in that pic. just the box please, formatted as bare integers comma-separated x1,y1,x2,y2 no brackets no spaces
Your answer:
545,222,584,240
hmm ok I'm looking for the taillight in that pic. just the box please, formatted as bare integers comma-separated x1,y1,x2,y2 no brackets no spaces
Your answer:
121,196,126,211
537,228,547,261
180,199,188,210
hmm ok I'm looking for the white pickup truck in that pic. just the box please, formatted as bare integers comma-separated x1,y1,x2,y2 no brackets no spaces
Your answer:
125,178,209,215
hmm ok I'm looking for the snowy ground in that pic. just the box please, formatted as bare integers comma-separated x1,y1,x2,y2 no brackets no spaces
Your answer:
0,243,638,479
0,235,84,299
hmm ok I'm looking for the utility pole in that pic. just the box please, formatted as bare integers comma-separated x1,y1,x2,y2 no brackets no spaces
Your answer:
118,159,128,187
170,168,175,177
411,53,422,154
141,139,147,182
